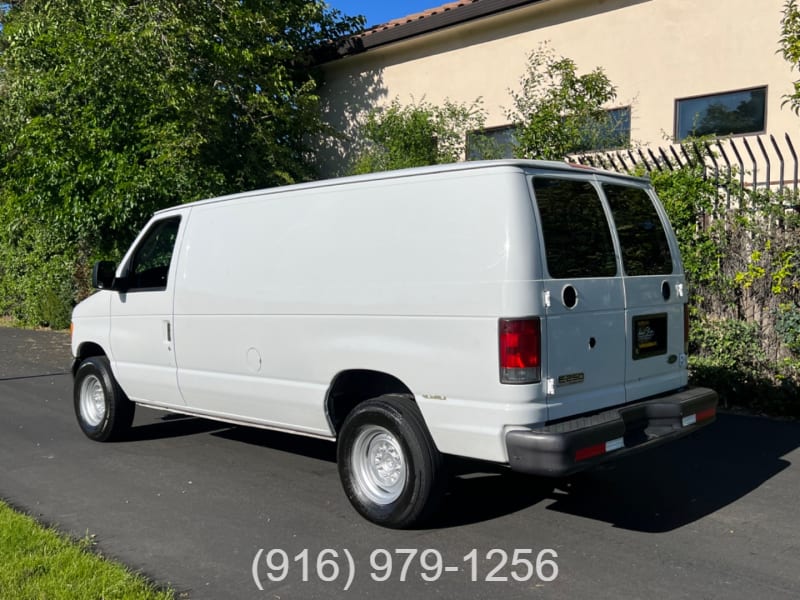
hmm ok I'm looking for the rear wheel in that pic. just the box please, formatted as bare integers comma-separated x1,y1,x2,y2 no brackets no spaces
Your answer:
337,394,444,528
74,356,135,442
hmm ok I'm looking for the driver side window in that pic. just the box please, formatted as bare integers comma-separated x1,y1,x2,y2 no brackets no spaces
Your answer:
127,217,181,291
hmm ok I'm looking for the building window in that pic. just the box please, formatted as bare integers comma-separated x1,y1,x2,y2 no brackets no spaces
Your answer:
467,125,517,160
468,107,631,160
675,86,767,141
579,106,631,152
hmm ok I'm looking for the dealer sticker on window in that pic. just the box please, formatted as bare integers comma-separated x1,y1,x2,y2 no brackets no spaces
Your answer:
633,314,667,360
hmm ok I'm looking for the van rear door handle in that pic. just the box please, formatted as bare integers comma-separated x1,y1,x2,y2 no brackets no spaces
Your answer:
163,320,172,343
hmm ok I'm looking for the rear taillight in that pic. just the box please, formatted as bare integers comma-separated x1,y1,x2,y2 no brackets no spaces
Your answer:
683,304,690,354
499,318,541,384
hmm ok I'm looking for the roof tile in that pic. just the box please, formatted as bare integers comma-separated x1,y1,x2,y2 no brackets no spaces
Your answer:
361,0,481,36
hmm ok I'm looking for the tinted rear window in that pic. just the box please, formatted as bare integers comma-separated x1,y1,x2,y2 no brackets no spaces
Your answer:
603,185,673,275
532,178,617,279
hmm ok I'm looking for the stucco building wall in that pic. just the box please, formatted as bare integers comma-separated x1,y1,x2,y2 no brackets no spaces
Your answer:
319,0,796,177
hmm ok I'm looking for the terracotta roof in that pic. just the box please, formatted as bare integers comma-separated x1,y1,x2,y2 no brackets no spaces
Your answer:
364,1,481,34
331,0,544,58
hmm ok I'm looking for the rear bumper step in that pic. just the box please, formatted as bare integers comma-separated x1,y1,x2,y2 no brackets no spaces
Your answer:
505,386,718,476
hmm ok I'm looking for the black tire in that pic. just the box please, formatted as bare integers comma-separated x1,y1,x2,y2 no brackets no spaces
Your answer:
337,394,444,528
73,356,135,442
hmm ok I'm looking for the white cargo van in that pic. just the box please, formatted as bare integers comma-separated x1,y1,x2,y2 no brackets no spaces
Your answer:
71,160,717,527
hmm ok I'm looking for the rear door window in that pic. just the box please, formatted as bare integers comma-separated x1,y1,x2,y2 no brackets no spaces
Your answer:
532,177,617,279
603,184,673,275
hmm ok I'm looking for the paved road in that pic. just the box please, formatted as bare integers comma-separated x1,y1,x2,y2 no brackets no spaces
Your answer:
1,327,799,599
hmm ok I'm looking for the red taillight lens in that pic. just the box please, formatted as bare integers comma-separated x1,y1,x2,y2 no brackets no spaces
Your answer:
499,318,541,384
574,442,606,462
696,407,716,422
575,437,625,462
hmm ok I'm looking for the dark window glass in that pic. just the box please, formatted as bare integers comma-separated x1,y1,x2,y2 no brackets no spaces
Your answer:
532,178,617,279
128,217,181,290
467,125,517,160
603,185,672,276
675,87,766,140
468,107,630,159
579,107,631,151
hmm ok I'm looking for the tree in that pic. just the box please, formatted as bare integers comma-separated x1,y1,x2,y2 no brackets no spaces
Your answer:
0,0,363,326
781,0,800,114
349,97,492,174
507,44,619,160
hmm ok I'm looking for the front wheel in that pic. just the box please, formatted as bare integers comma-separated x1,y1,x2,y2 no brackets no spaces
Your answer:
337,394,444,528
74,356,135,442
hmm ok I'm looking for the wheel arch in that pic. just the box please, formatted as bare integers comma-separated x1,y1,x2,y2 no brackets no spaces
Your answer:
325,369,415,435
72,342,108,376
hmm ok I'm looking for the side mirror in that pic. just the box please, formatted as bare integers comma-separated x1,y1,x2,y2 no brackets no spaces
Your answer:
91,261,117,290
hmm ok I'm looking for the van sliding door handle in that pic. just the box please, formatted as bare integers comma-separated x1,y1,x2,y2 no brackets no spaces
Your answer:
163,320,172,343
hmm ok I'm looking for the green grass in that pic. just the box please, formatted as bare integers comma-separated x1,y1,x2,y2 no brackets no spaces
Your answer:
0,500,174,600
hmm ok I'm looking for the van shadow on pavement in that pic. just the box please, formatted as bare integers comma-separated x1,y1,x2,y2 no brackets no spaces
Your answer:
429,414,797,531
130,411,798,533
540,413,797,533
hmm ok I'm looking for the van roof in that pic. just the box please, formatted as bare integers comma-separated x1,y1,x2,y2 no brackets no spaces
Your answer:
155,159,650,214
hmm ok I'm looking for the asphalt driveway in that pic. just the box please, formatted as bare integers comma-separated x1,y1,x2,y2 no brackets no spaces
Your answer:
1,327,799,599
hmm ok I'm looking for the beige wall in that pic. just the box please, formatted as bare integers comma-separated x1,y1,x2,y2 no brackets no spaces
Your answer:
319,0,797,177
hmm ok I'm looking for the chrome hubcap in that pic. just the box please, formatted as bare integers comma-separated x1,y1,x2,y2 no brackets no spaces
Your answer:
351,426,407,505
79,374,106,427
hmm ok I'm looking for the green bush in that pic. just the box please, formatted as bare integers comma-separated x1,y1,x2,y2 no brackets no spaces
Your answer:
648,155,800,416
775,303,800,356
689,317,799,416
0,0,364,329
349,98,491,174
507,43,619,160
689,317,765,403
0,220,82,329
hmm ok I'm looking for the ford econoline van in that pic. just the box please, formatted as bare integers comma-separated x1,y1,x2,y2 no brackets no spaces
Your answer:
71,160,717,527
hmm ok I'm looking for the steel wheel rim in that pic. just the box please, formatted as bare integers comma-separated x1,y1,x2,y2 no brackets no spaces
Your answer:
79,374,106,427
351,425,407,505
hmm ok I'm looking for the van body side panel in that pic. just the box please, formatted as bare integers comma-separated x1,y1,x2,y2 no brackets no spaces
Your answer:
174,169,537,316
172,315,548,449
172,169,547,456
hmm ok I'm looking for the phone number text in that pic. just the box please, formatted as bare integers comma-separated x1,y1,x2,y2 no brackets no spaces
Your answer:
252,547,559,591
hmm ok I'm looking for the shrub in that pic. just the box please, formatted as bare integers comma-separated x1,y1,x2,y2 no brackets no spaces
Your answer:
507,43,619,160
349,98,491,174
649,156,800,416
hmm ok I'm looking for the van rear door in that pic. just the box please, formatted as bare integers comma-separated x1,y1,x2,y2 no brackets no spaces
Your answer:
600,181,688,401
530,176,627,421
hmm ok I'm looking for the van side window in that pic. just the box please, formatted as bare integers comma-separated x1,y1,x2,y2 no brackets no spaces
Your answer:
532,178,617,279
603,185,673,275
127,217,181,291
